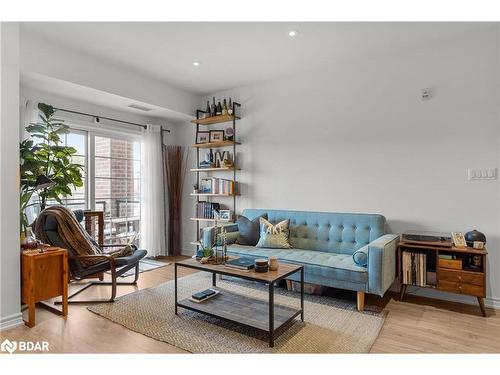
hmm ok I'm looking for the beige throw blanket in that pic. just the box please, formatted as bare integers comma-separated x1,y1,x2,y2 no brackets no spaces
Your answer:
35,206,132,267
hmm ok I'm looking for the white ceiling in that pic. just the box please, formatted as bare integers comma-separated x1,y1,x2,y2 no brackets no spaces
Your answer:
20,22,495,95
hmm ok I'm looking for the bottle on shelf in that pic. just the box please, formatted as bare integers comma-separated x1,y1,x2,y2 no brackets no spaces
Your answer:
222,98,228,116
205,100,211,117
211,97,217,117
216,98,222,116
228,97,233,115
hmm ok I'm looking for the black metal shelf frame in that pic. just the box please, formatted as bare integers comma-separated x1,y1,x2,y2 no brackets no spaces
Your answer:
194,102,241,250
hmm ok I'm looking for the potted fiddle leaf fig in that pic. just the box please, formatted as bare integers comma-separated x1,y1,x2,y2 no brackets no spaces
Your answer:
19,103,84,233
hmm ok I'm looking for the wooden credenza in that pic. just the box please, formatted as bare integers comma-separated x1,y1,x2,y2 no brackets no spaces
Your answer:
398,241,487,316
21,247,68,327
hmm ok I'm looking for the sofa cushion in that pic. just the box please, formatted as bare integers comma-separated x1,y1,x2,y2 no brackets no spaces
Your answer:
256,217,291,249
226,244,367,284
352,245,368,267
236,213,267,246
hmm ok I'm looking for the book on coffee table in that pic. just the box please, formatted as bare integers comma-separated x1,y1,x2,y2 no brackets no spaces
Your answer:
225,257,255,270
189,288,220,303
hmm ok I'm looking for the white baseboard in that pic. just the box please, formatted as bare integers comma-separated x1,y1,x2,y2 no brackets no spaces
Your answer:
0,312,23,331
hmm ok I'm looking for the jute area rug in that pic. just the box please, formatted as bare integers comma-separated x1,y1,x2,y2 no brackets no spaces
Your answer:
88,273,386,353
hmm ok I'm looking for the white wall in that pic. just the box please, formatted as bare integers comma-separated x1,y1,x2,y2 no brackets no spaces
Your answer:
0,22,22,330
180,28,500,308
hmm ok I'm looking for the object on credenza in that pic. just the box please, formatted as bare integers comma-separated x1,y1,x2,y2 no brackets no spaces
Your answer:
196,131,210,144
451,232,467,248
464,229,486,248
473,241,485,250
469,254,483,269
228,98,234,115
401,230,452,247
209,130,224,143
438,254,462,270
225,127,234,141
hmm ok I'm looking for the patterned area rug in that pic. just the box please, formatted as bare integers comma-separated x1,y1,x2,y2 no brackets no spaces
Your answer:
88,273,386,353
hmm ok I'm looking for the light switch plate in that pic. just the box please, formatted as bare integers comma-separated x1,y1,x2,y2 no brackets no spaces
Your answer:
467,168,497,181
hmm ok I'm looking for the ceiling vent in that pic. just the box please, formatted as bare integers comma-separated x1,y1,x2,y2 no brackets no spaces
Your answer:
128,104,153,112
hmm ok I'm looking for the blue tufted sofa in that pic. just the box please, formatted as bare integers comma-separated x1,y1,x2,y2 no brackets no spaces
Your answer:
201,209,399,310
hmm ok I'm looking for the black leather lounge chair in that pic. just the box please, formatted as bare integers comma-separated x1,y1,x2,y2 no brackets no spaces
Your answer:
40,209,147,303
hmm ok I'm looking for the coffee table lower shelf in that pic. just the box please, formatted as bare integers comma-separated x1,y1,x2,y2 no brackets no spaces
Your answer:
177,287,302,345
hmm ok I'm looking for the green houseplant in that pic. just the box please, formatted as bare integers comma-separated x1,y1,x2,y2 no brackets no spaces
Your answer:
19,103,84,233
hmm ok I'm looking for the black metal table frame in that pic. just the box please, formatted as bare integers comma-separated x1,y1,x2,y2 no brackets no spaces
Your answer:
174,262,305,347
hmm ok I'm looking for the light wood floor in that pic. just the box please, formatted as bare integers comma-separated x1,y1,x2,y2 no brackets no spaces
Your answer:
1,256,499,353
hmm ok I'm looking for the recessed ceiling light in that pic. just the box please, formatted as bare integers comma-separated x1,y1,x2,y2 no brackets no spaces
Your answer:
288,30,298,37
193,61,200,66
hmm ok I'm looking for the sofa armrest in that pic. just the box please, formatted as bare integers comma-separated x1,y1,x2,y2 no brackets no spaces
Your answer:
366,234,399,296
200,223,239,248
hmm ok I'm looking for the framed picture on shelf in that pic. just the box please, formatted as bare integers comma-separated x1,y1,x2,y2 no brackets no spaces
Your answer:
199,178,213,194
196,131,210,144
209,130,224,143
225,127,234,141
219,210,232,221
451,232,467,248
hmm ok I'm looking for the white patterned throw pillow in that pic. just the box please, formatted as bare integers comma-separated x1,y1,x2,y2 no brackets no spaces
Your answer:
255,217,291,249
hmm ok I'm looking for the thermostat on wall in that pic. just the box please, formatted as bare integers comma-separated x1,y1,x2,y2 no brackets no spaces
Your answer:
421,88,431,101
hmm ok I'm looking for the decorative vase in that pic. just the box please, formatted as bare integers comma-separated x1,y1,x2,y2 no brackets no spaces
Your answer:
464,229,486,247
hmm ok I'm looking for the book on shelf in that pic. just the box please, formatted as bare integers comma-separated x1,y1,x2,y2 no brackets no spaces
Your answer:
402,251,427,287
195,201,220,219
199,177,234,195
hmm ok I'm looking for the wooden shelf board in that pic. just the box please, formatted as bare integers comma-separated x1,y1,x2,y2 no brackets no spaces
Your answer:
190,193,237,197
190,218,233,222
177,287,300,332
192,140,240,149
399,242,487,255
191,115,240,125
190,167,239,172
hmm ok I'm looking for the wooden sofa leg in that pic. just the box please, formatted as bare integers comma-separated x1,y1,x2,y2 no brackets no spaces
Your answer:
357,291,365,311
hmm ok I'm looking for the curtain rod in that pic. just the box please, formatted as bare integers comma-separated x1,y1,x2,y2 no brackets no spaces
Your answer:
53,107,171,133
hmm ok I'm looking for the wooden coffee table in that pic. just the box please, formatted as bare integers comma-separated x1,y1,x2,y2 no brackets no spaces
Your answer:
174,258,304,347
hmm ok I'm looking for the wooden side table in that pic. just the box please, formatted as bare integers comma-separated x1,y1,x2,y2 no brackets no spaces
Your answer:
21,247,68,327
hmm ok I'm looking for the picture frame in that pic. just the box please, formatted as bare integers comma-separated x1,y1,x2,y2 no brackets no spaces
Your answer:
199,178,213,194
219,209,232,221
451,232,467,248
196,131,210,144
209,130,224,143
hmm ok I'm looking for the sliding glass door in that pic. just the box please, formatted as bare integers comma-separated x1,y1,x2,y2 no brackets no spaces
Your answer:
43,125,142,247
93,135,141,246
